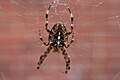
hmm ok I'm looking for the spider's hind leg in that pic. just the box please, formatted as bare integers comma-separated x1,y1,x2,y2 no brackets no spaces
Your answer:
37,45,52,69
61,47,70,74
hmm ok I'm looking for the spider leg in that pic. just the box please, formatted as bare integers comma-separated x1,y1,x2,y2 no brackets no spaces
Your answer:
39,30,49,46
37,45,52,69
64,6,74,48
45,1,54,33
66,5,74,34
61,47,70,74
65,32,74,48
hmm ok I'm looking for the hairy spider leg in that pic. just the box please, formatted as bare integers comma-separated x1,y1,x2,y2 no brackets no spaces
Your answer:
65,32,74,48
61,47,70,74
45,1,54,33
39,2,54,46
37,45,52,69
39,30,49,46
64,6,74,48
66,5,74,34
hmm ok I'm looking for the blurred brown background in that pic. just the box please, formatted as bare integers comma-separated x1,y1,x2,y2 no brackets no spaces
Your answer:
0,0,120,80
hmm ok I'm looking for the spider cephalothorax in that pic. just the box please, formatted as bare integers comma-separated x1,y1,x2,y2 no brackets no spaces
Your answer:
37,1,74,74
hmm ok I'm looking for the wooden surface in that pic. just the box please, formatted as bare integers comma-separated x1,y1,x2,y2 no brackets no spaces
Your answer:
0,0,120,80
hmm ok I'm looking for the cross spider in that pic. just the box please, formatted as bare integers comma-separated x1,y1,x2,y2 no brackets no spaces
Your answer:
37,1,74,74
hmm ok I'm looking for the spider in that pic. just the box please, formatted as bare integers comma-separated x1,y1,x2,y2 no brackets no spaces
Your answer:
37,1,74,74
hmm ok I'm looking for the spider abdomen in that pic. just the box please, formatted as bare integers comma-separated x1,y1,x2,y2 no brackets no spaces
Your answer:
54,31,64,40
49,31,65,47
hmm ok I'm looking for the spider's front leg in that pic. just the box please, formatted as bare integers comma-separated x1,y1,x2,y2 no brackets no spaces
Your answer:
37,45,52,69
66,5,74,35
45,1,54,33
61,47,70,74
65,6,74,48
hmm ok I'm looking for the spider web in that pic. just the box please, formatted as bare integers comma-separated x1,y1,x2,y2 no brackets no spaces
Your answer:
0,0,120,80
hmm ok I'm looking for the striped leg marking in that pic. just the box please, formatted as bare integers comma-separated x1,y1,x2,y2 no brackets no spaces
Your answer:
66,6,74,34
65,32,74,48
45,1,54,33
37,46,52,69
61,48,70,74
39,30,49,46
